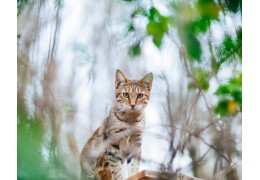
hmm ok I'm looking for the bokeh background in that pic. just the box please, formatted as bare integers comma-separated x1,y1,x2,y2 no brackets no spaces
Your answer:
17,0,242,179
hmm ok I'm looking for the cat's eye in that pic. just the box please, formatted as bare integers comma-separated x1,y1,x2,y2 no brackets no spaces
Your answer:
137,93,143,99
123,92,129,98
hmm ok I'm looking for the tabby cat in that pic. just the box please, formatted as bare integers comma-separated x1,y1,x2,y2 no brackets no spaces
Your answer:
80,69,153,180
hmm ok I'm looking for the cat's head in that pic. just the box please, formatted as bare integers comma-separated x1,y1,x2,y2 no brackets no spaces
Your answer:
113,69,153,123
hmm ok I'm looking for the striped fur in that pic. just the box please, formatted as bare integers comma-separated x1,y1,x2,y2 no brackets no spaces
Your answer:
80,70,153,180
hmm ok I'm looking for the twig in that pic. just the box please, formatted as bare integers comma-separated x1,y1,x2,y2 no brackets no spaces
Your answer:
213,163,237,180
198,136,231,163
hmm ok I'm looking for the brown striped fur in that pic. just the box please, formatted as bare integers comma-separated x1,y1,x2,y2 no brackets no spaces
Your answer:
80,69,153,180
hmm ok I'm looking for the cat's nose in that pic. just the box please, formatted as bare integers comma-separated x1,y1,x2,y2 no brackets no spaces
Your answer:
131,105,135,109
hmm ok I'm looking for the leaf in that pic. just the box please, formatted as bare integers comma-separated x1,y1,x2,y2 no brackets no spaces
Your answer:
236,27,242,60
188,67,210,91
146,7,169,48
128,41,141,57
214,74,242,116
179,25,202,61
152,36,163,48
215,100,228,116
195,67,210,91
224,0,242,13
215,84,231,95
131,8,148,18
146,21,165,48
215,100,239,116
197,0,221,20
127,23,135,33
192,16,211,33
217,35,240,66
148,7,162,22
186,34,202,61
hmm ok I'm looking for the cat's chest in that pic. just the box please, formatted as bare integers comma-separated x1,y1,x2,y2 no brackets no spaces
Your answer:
105,116,144,151
115,131,142,158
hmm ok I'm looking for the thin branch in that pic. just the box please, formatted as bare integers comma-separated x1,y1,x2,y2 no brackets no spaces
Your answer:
187,147,211,167
214,163,237,180
198,136,231,163
185,90,201,126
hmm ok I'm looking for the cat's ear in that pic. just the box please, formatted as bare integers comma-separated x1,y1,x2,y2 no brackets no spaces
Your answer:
115,69,129,89
139,72,153,91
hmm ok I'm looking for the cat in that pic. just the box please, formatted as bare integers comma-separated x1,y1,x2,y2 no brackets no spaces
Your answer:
80,69,153,180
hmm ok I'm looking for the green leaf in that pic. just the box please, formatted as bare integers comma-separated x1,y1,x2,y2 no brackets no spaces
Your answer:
128,41,141,57
217,34,241,66
147,22,163,36
127,23,135,33
186,34,201,61
215,100,228,116
188,67,210,91
215,85,230,95
224,0,242,13
131,8,148,18
236,27,242,60
214,74,242,116
223,36,236,52
146,7,169,48
197,0,221,20
195,67,210,91
192,16,211,33
152,37,162,48
147,21,165,48
148,7,162,22
179,25,202,61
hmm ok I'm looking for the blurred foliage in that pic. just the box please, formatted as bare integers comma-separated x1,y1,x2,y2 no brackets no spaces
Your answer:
179,24,202,61
146,7,170,48
18,100,80,179
223,0,242,13
197,0,221,20
123,0,242,119
17,0,30,16
217,27,242,67
188,67,210,92
18,102,49,179
122,4,242,178
128,41,142,57
56,0,63,7
73,43,96,64
215,74,242,116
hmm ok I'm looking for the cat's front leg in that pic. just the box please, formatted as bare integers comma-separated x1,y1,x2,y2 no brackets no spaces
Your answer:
107,148,124,180
127,154,140,177
128,130,142,177
127,141,141,177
